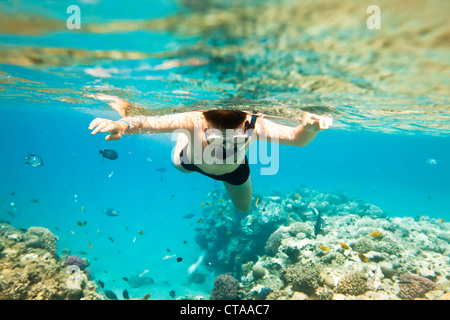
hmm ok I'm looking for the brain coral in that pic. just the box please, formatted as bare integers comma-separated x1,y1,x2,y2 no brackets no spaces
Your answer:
374,236,402,255
210,274,240,300
283,263,322,292
336,272,368,296
398,274,436,300
288,222,314,238
25,227,58,255
351,237,373,254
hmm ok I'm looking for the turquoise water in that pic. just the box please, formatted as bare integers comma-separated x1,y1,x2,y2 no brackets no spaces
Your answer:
1,0,449,300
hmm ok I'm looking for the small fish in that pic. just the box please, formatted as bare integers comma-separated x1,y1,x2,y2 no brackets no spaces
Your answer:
104,208,119,217
255,197,260,208
369,231,383,238
142,293,152,300
97,280,105,289
200,202,211,207
294,193,301,199
167,248,171,253
438,218,445,223
6,211,16,218
226,231,232,235
99,149,118,160
177,257,183,262
86,242,92,249
162,254,176,260
108,171,114,178
156,167,167,172
108,237,114,243
358,253,369,262
122,277,128,282
138,230,144,236
182,213,195,219
104,290,118,300
81,206,86,213
339,242,350,250
76,221,87,227
25,153,43,167
426,158,438,165
319,245,330,252
123,289,130,300
168,194,175,200
30,199,39,204
78,251,88,255
196,218,204,224
169,290,176,299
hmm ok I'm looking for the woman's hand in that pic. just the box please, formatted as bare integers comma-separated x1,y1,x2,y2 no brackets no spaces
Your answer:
302,112,333,133
89,118,128,140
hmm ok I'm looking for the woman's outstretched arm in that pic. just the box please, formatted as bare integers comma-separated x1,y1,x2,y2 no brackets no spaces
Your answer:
255,112,332,147
89,111,203,140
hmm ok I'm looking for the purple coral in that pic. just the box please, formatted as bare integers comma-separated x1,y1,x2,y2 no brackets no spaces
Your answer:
65,255,86,269
398,274,436,299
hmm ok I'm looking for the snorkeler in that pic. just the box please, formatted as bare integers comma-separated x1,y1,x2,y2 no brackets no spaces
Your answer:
88,99,332,212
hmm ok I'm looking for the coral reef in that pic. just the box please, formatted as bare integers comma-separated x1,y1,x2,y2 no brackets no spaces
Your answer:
196,186,449,300
210,274,240,300
0,222,104,300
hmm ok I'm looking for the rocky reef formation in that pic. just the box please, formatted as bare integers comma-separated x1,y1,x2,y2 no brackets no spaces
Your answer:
196,186,450,300
0,222,104,300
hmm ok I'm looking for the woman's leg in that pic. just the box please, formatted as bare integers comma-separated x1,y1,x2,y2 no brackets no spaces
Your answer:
223,176,252,213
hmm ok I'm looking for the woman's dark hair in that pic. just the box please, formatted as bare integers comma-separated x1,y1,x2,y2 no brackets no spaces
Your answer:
203,110,247,130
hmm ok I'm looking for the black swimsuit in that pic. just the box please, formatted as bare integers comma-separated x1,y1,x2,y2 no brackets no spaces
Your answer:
179,146,250,186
